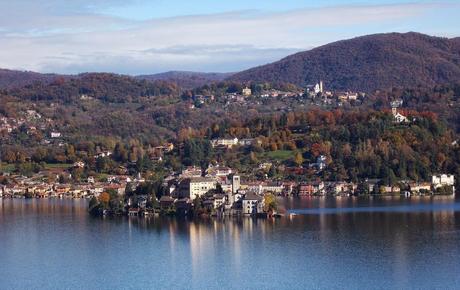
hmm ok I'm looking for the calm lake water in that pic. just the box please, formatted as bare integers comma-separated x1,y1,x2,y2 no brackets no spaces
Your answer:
1,197,460,289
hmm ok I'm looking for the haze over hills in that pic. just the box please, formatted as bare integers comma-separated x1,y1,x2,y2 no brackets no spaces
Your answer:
229,32,460,92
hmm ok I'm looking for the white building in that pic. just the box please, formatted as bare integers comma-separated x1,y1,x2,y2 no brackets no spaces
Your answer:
189,177,217,200
242,193,264,215
242,87,252,96
432,174,455,190
96,151,112,158
392,107,409,123
211,138,239,148
232,175,241,194
313,81,324,94
50,132,61,138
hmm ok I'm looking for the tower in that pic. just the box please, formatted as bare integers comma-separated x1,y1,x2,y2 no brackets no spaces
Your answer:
319,80,323,93
232,175,240,194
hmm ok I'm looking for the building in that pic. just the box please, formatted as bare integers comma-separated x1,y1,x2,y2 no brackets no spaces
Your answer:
409,182,431,194
211,138,239,148
245,182,284,195
392,104,409,123
432,174,455,194
242,87,252,96
175,198,192,215
238,138,258,146
96,151,112,158
332,182,357,195
311,81,324,95
298,181,325,196
180,166,202,178
159,196,175,209
309,155,327,170
206,164,233,177
242,193,264,215
188,177,217,200
50,132,61,138
232,175,241,194
73,161,85,168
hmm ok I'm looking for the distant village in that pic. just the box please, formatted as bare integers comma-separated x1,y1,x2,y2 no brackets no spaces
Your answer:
188,80,367,109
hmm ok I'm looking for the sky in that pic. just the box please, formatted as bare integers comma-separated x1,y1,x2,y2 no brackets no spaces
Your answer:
0,0,459,75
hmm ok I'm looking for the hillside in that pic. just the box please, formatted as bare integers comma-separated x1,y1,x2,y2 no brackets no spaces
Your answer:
137,71,233,89
6,73,180,103
0,69,64,89
229,32,460,92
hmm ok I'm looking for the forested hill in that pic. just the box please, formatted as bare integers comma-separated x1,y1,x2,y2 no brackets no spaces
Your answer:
137,71,233,90
0,69,64,89
229,32,460,92
5,73,181,103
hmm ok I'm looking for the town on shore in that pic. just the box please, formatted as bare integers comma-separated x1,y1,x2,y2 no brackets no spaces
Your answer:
0,159,455,218
1,81,458,218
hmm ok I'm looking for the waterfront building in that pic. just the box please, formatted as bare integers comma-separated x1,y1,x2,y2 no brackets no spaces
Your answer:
242,193,264,215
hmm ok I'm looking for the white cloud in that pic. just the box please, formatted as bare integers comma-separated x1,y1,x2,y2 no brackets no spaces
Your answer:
0,2,457,74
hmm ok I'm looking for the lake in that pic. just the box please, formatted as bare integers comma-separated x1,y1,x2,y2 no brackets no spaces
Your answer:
1,196,460,289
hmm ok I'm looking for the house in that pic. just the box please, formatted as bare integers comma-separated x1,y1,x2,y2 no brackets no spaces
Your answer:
202,194,226,210
242,193,264,215
242,87,252,96
392,107,409,123
316,155,327,170
128,208,140,216
409,182,431,194
380,186,401,194
73,161,85,168
432,174,455,189
104,184,125,196
308,81,324,95
181,177,217,200
206,164,233,177
258,162,273,170
96,151,112,158
159,195,176,209
309,155,327,170
175,198,192,215
238,138,258,146
211,138,239,148
180,166,202,178
332,182,357,195
212,194,226,209
365,179,381,193
154,143,174,154
151,156,163,163
298,184,314,196
432,174,455,194
298,181,325,196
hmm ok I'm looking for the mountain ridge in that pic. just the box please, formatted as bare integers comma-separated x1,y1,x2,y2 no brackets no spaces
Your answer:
1,32,460,92
229,32,460,92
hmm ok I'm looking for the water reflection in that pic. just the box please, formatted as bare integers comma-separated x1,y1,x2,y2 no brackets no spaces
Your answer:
1,197,460,289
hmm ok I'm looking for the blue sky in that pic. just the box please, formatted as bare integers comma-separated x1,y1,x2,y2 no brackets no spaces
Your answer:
0,0,459,74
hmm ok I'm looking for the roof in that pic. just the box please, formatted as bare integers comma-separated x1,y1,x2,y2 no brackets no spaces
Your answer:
243,192,263,201
190,177,216,183
159,195,175,202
